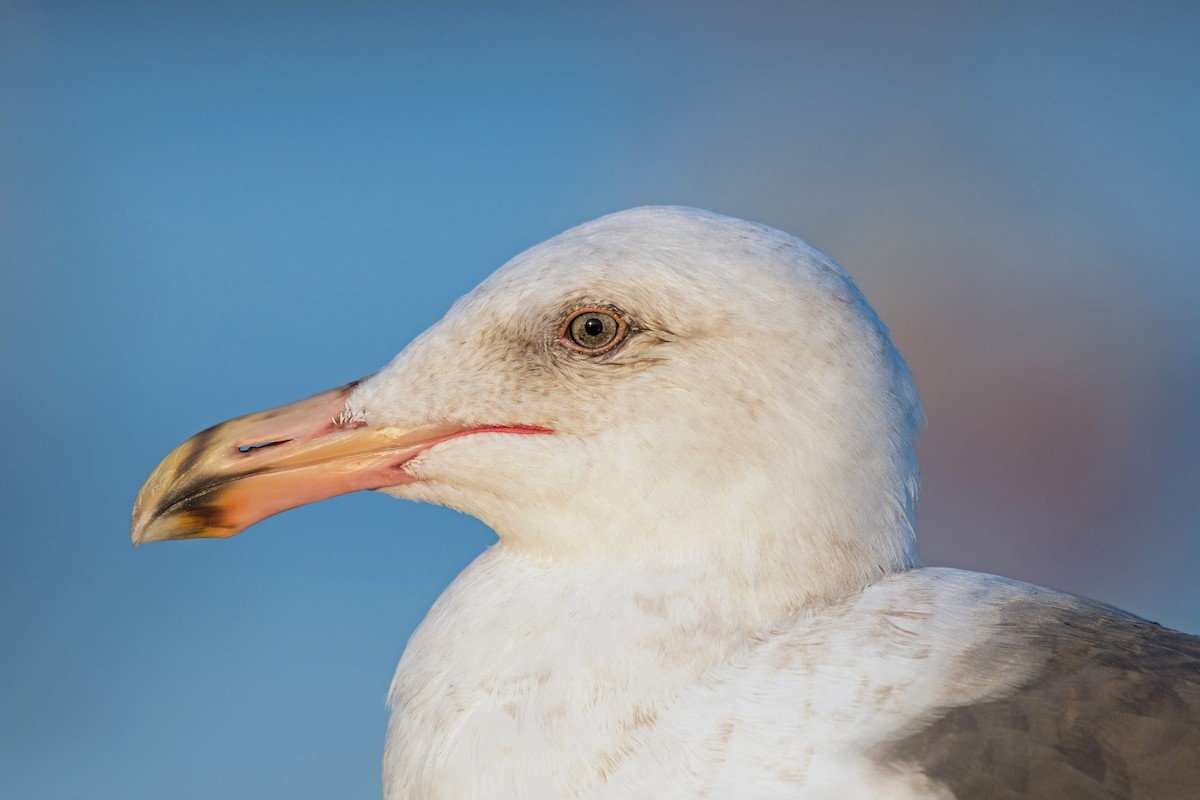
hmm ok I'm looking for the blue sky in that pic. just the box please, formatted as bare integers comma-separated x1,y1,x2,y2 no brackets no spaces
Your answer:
2,2,1198,797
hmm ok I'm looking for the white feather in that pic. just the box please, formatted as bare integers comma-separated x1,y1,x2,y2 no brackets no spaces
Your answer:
344,207,998,798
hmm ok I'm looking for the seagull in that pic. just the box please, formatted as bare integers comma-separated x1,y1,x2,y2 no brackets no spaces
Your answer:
133,207,1200,799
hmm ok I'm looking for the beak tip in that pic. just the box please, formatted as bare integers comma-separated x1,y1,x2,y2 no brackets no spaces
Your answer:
130,499,154,546
130,509,175,546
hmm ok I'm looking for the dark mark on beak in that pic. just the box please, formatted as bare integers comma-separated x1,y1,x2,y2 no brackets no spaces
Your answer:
153,465,270,526
177,423,220,477
237,439,291,454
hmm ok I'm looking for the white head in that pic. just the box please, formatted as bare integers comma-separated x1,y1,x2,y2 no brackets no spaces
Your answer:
134,206,922,616
354,207,922,607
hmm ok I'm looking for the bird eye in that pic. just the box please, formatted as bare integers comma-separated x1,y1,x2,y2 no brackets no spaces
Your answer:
562,308,626,353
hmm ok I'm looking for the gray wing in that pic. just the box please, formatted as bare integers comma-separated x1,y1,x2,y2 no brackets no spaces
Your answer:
887,592,1200,799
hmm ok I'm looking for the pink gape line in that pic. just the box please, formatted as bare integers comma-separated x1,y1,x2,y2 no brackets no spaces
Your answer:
391,424,559,474
382,425,555,482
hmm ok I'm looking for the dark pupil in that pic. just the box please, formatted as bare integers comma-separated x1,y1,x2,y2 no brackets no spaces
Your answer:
583,316,604,337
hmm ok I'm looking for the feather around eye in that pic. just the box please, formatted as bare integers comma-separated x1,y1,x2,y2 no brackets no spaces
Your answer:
560,308,628,354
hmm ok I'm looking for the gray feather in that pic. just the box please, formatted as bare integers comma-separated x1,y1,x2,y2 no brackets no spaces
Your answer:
887,591,1200,799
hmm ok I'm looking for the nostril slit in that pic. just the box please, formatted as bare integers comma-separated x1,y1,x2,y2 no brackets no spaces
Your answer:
237,440,290,454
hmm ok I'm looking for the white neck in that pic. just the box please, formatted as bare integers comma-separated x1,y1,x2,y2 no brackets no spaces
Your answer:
383,544,773,799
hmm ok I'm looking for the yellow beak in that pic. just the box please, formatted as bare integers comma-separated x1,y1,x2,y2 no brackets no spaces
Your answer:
131,379,544,545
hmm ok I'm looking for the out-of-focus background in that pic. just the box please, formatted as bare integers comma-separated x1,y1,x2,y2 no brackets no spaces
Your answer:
2,1,1197,796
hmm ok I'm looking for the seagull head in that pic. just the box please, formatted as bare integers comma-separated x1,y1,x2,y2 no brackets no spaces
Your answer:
133,207,922,609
